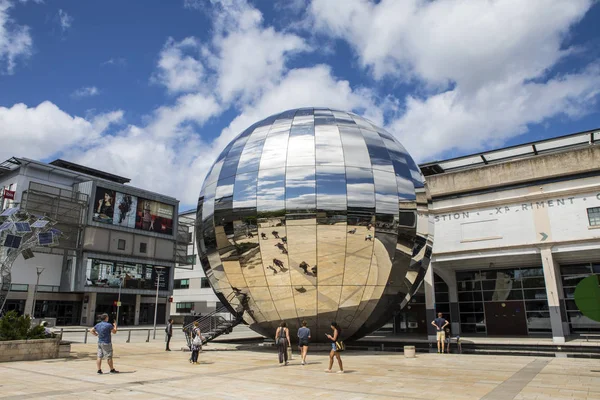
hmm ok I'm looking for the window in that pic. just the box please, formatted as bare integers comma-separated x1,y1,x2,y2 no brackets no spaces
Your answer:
200,277,210,288
117,239,126,250
186,254,196,265
587,207,600,226
176,302,193,313
174,279,189,290
139,242,147,253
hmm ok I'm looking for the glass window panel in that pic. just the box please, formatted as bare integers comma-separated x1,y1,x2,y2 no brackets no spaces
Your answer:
460,324,478,334
517,267,544,277
521,277,546,288
587,207,600,226
257,169,285,212
373,169,398,216
564,299,578,311
562,274,587,287
523,289,547,300
527,312,551,331
339,126,371,169
561,264,592,275
315,124,345,166
593,264,600,274
563,287,576,299
524,300,549,312
456,271,478,282
436,293,450,303
316,166,347,211
460,313,485,324
286,166,316,212
459,302,484,313
482,289,523,301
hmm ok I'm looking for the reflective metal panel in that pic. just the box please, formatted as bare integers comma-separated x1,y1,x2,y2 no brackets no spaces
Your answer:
196,108,433,342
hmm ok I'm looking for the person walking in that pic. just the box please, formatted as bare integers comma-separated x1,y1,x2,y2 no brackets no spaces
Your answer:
275,321,291,366
165,318,174,351
431,312,450,353
297,320,311,365
190,321,203,364
89,313,119,374
325,322,344,373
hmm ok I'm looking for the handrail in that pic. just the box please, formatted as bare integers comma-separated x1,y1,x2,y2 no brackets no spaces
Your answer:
182,305,232,332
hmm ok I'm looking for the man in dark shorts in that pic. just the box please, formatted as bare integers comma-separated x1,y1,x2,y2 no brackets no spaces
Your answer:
297,320,311,365
90,313,119,374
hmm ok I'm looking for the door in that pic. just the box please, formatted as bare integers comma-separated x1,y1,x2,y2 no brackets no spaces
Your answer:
484,301,528,336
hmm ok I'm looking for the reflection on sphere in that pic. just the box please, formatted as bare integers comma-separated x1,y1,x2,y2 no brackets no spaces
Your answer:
196,108,433,343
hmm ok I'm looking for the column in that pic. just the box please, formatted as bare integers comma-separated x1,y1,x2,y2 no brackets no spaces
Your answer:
24,284,36,317
80,292,97,326
134,294,141,325
424,262,437,344
540,248,566,344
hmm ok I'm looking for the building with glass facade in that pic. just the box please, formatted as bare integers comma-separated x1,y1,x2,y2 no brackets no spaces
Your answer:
421,129,600,343
0,157,188,326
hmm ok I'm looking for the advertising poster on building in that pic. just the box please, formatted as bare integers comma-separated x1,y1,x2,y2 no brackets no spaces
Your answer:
93,187,116,224
135,198,174,235
113,192,138,228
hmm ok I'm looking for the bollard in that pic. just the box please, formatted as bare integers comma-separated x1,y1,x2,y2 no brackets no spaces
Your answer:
381,343,384,351
127,330,131,343
404,345,416,358
146,330,150,342
60,328,64,341
84,329,88,344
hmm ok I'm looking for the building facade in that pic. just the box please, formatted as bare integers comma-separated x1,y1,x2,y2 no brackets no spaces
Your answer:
421,129,600,343
170,209,222,322
0,158,187,326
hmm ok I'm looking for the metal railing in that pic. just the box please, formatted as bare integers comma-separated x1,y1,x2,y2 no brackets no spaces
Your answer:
183,306,242,347
53,327,163,344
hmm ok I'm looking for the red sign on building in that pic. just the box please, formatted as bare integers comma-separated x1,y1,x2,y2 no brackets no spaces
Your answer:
3,190,15,200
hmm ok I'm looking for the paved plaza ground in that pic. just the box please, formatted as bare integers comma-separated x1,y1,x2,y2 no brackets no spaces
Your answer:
1,335,599,400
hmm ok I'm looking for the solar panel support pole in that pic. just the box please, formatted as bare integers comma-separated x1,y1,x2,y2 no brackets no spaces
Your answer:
31,267,44,319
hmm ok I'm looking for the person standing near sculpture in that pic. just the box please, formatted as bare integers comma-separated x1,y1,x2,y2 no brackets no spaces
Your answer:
275,321,291,366
325,322,344,373
165,318,173,351
297,320,311,365
431,312,450,353
89,313,119,374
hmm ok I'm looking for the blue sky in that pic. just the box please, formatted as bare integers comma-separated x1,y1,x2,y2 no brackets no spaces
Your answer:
0,0,599,209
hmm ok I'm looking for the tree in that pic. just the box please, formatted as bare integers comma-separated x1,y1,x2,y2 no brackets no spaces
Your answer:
0,311,46,341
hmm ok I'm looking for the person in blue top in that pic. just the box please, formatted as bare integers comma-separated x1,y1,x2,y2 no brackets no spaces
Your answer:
431,312,450,354
297,320,311,365
89,313,119,374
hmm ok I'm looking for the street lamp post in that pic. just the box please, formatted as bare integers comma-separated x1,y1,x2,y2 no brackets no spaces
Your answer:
152,267,165,339
115,275,123,325
31,267,44,319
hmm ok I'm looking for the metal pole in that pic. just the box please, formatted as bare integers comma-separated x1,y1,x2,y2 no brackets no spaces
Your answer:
127,330,131,343
152,268,164,340
116,275,123,325
84,329,88,344
31,267,44,319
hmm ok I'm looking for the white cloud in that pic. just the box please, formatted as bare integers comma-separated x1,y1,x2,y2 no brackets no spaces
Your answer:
308,0,599,161
58,9,72,32
153,37,204,94
71,86,99,98
0,0,32,74
0,101,123,161
101,57,126,67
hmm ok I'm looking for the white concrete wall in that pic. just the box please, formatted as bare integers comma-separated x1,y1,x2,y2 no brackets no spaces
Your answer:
432,179,600,254
11,253,64,286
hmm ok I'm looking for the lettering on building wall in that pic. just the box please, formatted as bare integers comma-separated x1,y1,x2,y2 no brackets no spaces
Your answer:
434,194,589,223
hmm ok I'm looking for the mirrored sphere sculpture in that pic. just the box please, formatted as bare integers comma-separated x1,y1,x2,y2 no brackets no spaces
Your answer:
196,108,433,342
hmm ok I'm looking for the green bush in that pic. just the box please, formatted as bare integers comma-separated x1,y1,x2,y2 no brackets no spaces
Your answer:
0,311,46,341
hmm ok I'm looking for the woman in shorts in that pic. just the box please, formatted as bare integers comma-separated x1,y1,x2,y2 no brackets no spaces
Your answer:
297,320,311,365
325,321,344,374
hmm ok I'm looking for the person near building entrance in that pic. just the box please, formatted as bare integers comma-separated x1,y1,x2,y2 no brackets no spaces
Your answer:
431,312,450,354
165,318,173,351
275,321,291,366
297,320,311,365
90,313,119,374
